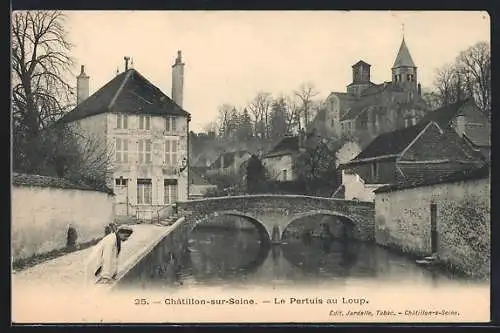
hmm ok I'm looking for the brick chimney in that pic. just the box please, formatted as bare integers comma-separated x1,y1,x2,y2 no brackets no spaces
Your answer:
171,50,185,107
77,65,90,105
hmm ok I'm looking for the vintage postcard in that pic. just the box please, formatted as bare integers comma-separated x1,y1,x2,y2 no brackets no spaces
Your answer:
11,10,491,324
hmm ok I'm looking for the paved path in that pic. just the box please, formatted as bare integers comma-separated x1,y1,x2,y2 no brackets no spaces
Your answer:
12,224,172,290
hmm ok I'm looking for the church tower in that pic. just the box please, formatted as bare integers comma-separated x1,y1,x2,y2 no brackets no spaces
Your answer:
391,37,418,91
347,60,372,96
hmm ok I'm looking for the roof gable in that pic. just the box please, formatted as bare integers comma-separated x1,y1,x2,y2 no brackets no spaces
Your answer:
352,121,431,160
352,60,371,68
393,38,416,68
59,69,190,124
263,135,300,158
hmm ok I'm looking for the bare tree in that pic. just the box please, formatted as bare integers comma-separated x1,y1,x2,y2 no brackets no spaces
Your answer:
216,104,234,139
456,41,491,114
12,10,75,172
248,91,272,139
294,82,318,132
431,41,490,114
284,94,301,133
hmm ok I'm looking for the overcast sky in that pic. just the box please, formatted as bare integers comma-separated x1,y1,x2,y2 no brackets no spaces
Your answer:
64,11,490,132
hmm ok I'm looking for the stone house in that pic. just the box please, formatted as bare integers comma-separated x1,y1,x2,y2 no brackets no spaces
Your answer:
261,133,307,182
418,98,491,161
316,37,429,148
374,163,490,278
58,51,190,220
338,120,486,201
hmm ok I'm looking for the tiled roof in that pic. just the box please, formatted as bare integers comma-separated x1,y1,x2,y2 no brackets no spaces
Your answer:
352,60,371,68
374,163,490,193
418,99,471,127
392,38,416,68
58,69,190,124
351,121,431,161
12,173,114,194
263,135,300,158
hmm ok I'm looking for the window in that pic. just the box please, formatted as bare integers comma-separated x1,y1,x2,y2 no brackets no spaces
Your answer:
407,74,414,82
115,138,128,162
371,162,379,179
137,179,152,205
164,139,178,166
139,115,151,130
138,139,152,164
115,177,128,186
282,169,288,181
165,116,177,133
116,114,128,129
411,117,417,126
164,179,178,204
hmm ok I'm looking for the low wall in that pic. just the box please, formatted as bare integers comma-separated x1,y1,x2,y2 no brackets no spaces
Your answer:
375,176,490,278
12,185,115,262
114,217,194,288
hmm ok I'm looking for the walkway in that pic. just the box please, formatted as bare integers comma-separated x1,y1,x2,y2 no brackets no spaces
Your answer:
12,224,171,291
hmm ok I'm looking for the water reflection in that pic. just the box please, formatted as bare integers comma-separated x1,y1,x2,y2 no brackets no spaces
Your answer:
117,215,462,290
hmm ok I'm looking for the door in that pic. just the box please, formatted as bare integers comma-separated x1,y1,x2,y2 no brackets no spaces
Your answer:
430,203,438,253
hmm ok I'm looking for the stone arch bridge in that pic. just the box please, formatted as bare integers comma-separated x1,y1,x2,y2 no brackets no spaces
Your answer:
176,195,375,242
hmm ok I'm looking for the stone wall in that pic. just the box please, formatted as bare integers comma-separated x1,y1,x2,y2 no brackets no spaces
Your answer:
12,184,115,261
262,154,295,181
374,176,490,278
115,217,193,288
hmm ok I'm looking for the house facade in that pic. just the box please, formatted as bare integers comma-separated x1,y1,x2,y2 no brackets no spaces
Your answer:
59,52,191,220
315,37,429,148
261,134,306,182
338,121,486,201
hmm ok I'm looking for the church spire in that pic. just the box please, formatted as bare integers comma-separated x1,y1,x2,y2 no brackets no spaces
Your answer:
393,37,416,68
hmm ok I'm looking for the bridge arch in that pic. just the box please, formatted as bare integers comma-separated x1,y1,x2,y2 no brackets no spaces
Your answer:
190,210,272,244
282,210,360,240
187,210,272,274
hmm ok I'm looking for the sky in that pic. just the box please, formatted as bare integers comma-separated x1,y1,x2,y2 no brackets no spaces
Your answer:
63,11,490,132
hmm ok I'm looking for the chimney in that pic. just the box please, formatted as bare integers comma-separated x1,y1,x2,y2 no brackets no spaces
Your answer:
76,65,90,105
124,56,130,71
172,50,185,107
418,83,422,96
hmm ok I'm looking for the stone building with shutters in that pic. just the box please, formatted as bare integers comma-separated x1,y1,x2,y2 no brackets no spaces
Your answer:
58,51,191,220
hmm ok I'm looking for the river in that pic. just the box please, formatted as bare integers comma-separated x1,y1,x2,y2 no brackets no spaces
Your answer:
115,215,476,291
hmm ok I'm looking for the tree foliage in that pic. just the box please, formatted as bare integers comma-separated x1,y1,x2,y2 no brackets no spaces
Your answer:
292,133,343,196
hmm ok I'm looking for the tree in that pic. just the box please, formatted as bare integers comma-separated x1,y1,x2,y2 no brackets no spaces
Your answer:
235,108,253,141
456,41,491,114
269,97,288,140
292,134,343,196
216,104,234,139
12,10,75,173
431,41,490,114
248,91,272,139
294,82,318,133
245,154,267,194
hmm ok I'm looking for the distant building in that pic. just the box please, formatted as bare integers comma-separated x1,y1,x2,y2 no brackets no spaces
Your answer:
206,150,251,177
338,121,486,201
59,51,190,220
315,37,429,148
261,133,307,182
